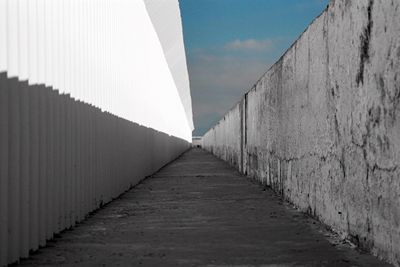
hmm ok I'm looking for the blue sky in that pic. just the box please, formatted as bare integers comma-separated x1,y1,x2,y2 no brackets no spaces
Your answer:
179,0,329,136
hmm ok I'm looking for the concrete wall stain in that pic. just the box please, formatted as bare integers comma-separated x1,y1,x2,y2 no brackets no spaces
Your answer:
203,0,400,265
356,0,374,86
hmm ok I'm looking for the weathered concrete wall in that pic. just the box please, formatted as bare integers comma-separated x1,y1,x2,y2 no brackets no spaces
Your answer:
203,0,400,265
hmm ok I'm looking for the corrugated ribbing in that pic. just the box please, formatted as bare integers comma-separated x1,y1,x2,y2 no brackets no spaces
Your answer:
0,78,189,266
0,0,191,265
0,0,192,141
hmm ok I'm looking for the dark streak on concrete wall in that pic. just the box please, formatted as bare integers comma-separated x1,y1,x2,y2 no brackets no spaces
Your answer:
356,0,374,86
203,0,400,265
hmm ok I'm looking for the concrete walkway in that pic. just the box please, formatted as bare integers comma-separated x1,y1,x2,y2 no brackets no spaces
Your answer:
17,148,391,266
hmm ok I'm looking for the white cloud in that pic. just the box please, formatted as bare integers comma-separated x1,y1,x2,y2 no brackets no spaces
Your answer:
188,53,273,135
224,38,275,52
187,37,286,135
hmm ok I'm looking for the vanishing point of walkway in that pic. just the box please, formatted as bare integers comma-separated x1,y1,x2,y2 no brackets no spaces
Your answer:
18,148,390,266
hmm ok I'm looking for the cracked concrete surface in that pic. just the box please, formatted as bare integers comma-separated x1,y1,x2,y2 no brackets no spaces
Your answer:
203,0,400,265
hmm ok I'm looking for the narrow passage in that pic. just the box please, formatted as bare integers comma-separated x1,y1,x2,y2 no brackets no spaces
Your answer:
18,148,390,266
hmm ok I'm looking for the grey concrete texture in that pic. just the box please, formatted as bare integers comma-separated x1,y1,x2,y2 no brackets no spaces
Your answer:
15,148,391,266
203,0,400,265
0,73,190,266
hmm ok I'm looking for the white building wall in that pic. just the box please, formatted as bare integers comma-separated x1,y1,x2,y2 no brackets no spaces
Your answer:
0,1,192,265
144,0,194,132
0,0,192,142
